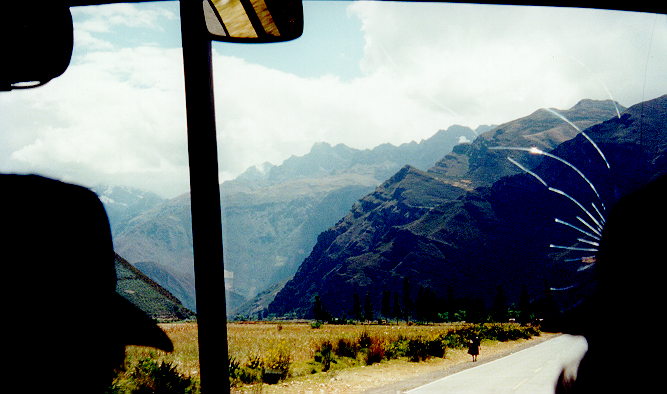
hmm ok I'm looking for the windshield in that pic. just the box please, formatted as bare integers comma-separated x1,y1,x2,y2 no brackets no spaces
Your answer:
2,1,665,392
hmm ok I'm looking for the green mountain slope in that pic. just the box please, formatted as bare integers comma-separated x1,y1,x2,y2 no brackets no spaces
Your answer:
115,253,194,322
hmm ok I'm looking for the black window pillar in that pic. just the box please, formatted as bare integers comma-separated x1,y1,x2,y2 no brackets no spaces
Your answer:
179,0,229,392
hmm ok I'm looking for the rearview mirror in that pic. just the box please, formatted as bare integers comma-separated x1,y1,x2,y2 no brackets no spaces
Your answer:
203,0,303,43
1,2,73,90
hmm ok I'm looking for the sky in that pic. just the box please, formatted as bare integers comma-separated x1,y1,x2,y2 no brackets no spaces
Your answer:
1,1,666,198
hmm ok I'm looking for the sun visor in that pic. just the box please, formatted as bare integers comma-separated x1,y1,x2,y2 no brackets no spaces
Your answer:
0,2,73,91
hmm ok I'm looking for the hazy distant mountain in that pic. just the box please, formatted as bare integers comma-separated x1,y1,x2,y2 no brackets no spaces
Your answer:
110,126,477,314
93,185,165,234
133,260,245,313
133,261,196,310
268,97,663,319
113,192,194,275
233,125,480,187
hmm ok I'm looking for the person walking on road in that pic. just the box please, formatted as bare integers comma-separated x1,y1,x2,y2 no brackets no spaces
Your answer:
468,336,481,362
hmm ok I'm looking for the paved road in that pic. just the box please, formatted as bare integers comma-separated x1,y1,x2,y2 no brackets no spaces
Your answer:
407,335,588,394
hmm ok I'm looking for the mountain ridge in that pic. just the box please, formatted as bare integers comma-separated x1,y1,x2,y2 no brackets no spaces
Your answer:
110,125,479,313
267,96,665,319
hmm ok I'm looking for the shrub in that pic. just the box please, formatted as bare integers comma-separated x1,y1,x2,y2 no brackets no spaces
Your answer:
314,341,336,371
119,357,198,394
228,350,292,386
364,339,386,365
334,338,358,359
228,356,241,384
384,337,409,360
407,338,427,362
440,328,474,348
358,331,372,349
405,337,446,362
426,338,446,358
477,323,540,342
229,355,263,385
263,349,291,384
300,323,538,384
522,325,541,337
245,355,263,371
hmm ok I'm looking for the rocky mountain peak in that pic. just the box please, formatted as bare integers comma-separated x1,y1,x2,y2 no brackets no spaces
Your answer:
267,95,666,320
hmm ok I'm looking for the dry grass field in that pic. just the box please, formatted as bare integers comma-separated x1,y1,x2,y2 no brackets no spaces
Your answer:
124,322,201,379
227,321,471,371
121,320,545,392
126,321,473,376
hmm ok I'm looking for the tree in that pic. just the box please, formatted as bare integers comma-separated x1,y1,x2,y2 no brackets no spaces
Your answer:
363,292,374,322
313,294,330,322
518,285,533,324
402,277,413,321
392,292,402,322
415,286,439,322
352,292,362,321
381,290,392,319
535,283,560,329
464,297,486,323
492,285,508,322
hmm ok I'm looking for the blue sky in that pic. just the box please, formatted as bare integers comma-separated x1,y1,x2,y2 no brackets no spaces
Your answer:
216,1,365,80
1,2,666,197
71,1,365,79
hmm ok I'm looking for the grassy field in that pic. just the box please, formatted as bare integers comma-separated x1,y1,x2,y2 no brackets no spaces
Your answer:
119,321,540,391
227,321,471,373
121,322,201,387
125,321,472,375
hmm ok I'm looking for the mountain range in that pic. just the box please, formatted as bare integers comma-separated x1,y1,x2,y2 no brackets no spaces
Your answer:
93,185,165,235
100,95,666,321
104,125,482,313
268,96,667,319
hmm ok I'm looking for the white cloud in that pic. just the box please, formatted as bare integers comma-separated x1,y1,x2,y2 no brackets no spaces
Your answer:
213,4,667,183
212,54,455,181
350,2,667,126
72,3,176,33
1,3,666,198
1,46,190,197
71,4,179,50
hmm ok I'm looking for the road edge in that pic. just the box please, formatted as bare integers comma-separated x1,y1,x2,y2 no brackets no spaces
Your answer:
364,333,564,394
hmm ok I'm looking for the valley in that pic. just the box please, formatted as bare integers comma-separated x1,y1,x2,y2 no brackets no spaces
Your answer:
101,95,666,325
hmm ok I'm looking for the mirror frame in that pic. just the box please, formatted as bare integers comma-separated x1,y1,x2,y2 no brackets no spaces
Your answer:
203,0,304,43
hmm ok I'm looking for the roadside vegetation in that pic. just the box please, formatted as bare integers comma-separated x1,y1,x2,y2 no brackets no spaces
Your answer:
109,323,200,393
108,321,539,392
227,321,540,388
108,321,540,393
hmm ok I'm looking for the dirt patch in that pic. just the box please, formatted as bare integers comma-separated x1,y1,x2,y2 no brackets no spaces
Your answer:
232,332,559,393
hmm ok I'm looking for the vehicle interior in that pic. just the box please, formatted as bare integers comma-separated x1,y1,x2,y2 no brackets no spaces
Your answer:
2,1,665,393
